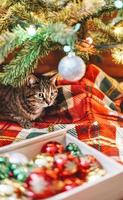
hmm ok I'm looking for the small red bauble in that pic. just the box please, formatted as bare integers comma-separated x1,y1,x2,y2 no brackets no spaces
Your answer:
54,153,79,177
78,155,103,180
32,167,59,180
79,156,92,171
62,177,83,191
79,155,101,170
25,170,57,199
41,141,64,156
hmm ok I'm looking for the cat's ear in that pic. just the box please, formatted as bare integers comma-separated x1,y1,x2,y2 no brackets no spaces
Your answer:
49,73,58,85
27,74,39,87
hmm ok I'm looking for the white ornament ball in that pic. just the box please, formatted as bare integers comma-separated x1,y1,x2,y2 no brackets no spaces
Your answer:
114,0,123,8
0,184,14,195
58,53,86,81
8,152,28,165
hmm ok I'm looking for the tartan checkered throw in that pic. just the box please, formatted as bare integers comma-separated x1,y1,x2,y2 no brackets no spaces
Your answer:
1,64,123,162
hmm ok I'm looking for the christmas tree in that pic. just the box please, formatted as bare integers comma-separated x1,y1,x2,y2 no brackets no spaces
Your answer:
0,0,123,87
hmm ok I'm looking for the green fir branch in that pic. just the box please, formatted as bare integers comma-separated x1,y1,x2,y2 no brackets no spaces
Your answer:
0,22,75,86
0,3,42,33
47,23,76,47
0,43,41,87
0,41,59,87
0,25,30,64
0,0,122,87
92,18,117,40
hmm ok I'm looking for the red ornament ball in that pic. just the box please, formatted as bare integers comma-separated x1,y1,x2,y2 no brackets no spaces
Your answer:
25,170,57,199
78,155,102,179
62,177,83,191
79,156,92,170
41,141,64,156
54,153,79,177
79,155,101,170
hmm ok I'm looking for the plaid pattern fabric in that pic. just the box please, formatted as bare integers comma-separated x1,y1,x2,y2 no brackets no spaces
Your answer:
1,64,123,162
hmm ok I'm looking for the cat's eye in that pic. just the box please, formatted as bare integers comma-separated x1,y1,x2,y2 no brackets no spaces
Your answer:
38,93,43,98
51,92,54,96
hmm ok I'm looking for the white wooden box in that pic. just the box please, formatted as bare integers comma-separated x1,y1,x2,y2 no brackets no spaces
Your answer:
0,129,123,200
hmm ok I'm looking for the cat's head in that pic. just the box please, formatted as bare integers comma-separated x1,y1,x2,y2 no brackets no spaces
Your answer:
24,74,58,107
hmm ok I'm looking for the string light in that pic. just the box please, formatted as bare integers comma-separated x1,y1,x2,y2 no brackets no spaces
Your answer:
114,27,123,35
27,25,37,36
63,45,71,53
114,0,123,9
85,37,93,44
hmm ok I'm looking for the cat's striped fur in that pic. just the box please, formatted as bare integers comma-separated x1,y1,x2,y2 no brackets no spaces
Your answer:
0,74,58,128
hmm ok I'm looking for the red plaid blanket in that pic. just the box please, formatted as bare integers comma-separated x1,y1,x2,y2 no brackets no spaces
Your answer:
1,64,123,162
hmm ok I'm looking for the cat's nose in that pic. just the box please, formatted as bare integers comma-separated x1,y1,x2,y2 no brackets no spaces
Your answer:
46,99,51,105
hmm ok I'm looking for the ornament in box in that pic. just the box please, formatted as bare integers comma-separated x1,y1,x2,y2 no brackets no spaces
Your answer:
41,141,64,156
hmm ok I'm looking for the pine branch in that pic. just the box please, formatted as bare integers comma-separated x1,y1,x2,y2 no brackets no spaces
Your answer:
46,0,114,25
0,41,59,87
113,27,123,41
0,3,43,33
47,23,76,47
95,43,123,49
0,22,76,86
111,47,123,64
0,0,115,33
87,17,123,50
0,41,42,87
0,0,122,87
24,0,71,11
90,1,115,19
0,0,71,11
0,0,16,8
0,8,13,33
88,31,112,45
0,25,29,64
90,18,117,41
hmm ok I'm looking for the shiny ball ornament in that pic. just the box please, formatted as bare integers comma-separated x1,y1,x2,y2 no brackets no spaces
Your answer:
79,156,92,170
41,141,64,156
78,155,94,180
7,152,28,165
0,157,9,164
62,178,82,191
25,170,57,199
54,153,78,177
0,179,26,199
0,157,10,180
87,168,106,183
79,155,104,177
65,143,82,157
0,184,14,196
0,166,10,180
33,167,59,180
81,155,101,169
58,52,86,81
34,154,54,169
114,0,123,8
54,153,67,170
12,165,29,182
79,155,97,173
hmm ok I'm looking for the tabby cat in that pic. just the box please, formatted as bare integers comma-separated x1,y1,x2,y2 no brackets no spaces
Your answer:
0,74,58,129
